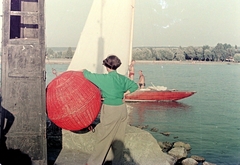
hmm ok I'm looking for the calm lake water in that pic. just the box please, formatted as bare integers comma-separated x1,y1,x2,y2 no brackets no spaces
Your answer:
46,62,240,165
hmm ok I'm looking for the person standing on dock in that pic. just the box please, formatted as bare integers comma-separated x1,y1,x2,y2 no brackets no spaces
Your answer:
83,55,138,165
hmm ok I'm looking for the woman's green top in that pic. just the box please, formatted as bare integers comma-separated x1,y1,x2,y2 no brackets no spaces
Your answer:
83,70,138,106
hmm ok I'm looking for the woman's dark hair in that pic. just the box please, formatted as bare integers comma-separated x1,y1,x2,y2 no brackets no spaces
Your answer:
102,55,122,70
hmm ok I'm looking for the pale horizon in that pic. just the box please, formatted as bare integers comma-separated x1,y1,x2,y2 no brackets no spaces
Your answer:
0,0,239,48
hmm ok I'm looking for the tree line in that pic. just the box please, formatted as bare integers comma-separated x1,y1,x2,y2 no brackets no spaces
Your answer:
46,43,240,62
132,43,240,62
47,47,74,59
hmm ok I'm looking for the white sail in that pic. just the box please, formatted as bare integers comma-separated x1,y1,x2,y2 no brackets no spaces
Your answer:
68,0,135,75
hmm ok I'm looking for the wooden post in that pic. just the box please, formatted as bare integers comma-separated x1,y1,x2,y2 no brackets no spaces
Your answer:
1,0,47,164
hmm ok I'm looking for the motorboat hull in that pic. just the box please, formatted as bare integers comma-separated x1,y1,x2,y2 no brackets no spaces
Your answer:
125,90,196,102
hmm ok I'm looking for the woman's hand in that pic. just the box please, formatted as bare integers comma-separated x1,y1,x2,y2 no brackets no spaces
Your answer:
123,90,130,102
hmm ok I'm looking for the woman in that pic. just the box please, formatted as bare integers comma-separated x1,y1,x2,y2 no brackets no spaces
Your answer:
83,55,138,165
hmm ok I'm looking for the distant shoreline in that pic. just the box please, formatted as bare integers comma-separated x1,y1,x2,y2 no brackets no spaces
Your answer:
138,60,221,64
0,58,236,65
46,58,72,64
136,60,240,65
45,58,239,65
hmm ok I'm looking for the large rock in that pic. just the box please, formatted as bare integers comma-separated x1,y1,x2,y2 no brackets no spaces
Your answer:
173,141,191,151
158,141,173,152
168,147,187,160
182,158,198,165
203,161,217,165
124,126,176,164
54,125,176,165
191,155,205,162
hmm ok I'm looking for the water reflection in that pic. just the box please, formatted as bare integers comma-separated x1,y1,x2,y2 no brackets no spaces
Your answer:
127,101,190,125
127,101,189,110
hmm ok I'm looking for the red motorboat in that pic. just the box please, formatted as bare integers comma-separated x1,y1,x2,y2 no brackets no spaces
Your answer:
125,89,196,102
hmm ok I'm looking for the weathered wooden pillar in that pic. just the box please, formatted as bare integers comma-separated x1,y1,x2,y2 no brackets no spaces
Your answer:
1,0,47,164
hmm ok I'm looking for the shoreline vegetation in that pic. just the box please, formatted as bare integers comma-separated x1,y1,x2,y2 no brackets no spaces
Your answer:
44,58,239,65
47,44,240,62
45,58,72,64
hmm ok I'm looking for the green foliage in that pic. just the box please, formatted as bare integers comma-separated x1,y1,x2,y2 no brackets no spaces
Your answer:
153,48,174,60
212,43,232,61
223,43,232,50
132,48,144,60
46,47,75,59
132,48,153,60
175,47,185,61
234,53,240,62
56,52,62,58
184,46,196,60
45,43,237,62
141,48,153,60
132,43,236,62
47,48,55,58
195,47,203,60
204,49,214,61
65,47,73,59
203,45,210,51
226,47,235,57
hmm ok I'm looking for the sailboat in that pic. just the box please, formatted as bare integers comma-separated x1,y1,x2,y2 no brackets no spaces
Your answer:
68,0,195,102
68,0,135,75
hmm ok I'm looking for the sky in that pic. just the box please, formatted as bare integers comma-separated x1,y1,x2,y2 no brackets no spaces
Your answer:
1,0,240,48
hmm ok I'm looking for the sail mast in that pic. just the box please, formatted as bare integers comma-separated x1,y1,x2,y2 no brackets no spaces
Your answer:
129,0,136,65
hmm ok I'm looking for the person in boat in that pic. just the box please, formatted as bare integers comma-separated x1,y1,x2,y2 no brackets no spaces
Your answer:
138,70,145,89
128,60,135,80
83,55,138,165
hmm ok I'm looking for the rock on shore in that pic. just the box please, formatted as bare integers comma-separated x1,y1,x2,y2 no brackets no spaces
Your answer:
54,125,176,165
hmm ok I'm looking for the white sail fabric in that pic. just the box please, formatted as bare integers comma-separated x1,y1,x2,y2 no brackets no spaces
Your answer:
68,0,135,75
